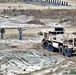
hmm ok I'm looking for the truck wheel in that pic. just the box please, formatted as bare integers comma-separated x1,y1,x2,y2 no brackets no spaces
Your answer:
48,43,53,51
64,47,72,57
43,41,48,49
59,46,64,55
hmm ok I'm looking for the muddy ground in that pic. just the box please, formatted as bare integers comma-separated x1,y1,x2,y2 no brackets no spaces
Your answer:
0,2,76,75
0,27,75,75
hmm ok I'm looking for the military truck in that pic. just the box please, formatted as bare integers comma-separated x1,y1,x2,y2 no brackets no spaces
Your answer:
39,27,76,57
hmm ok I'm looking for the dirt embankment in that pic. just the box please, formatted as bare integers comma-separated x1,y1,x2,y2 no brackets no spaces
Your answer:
26,19,45,25
1,9,76,26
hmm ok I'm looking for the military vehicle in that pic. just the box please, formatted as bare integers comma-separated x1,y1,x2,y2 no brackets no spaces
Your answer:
39,27,76,57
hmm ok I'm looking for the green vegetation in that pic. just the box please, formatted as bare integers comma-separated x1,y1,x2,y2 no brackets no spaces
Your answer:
63,69,76,74
70,69,76,74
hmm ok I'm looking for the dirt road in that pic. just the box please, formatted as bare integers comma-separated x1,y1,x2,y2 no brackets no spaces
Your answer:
5,27,76,36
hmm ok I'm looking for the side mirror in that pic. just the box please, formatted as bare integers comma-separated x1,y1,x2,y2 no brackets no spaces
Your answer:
38,32,43,35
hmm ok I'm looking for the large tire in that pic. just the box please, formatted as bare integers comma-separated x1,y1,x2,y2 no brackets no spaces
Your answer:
64,47,72,57
59,46,64,55
48,43,53,51
43,41,48,49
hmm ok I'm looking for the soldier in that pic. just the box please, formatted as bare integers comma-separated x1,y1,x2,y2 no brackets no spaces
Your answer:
1,28,5,39
18,27,22,40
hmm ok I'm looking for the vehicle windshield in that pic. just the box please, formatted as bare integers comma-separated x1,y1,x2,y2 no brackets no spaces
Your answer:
68,39,73,45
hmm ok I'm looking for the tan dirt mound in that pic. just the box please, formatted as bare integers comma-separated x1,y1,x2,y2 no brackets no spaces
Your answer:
26,19,45,25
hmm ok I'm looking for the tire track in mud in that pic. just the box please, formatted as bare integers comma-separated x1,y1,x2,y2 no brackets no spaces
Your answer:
0,51,30,70
0,43,76,75
31,56,76,75
0,52,75,75
44,66,76,75
44,56,76,75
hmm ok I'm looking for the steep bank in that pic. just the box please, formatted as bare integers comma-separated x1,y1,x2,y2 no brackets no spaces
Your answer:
1,9,76,26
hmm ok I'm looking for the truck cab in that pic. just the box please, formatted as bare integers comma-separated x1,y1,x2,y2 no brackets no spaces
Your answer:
41,27,65,42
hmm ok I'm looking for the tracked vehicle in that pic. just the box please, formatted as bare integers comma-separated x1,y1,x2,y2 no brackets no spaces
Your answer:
39,27,76,57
